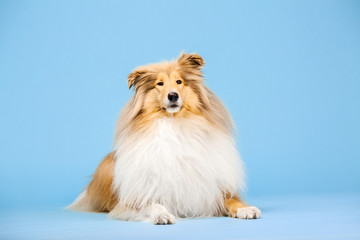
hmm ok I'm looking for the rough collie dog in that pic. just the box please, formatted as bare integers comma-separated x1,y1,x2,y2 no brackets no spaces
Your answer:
69,53,261,224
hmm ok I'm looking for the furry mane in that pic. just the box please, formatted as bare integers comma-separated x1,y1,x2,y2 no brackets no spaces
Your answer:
68,52,261,223
114,53,234,146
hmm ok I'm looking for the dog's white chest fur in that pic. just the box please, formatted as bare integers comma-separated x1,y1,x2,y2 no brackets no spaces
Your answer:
113,117,244,218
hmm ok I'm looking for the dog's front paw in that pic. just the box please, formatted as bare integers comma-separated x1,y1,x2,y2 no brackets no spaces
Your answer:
152,212,176,225
236,206,261,219
150,204,176,225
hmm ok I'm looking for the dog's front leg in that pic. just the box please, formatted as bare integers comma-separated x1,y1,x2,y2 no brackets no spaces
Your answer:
109,202,176,224
224,194,261,219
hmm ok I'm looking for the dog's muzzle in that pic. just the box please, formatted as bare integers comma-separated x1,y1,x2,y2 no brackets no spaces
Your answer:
164,91,182,113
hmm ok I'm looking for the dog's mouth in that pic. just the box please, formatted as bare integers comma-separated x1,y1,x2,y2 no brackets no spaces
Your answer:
163,104,182,113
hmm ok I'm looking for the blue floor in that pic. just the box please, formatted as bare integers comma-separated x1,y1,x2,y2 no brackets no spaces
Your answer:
1,194,359,240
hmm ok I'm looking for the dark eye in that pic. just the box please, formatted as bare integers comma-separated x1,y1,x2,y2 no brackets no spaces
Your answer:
176,80,182,84
157,82,163,86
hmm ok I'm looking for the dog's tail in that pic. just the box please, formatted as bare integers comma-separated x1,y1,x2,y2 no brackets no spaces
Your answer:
66,189,97,212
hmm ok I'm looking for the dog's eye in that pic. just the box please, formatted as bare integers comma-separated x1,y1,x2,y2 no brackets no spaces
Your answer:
176,80,182,84
157,82,164,86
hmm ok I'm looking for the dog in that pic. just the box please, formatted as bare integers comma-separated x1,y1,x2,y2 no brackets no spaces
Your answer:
69,53,261,224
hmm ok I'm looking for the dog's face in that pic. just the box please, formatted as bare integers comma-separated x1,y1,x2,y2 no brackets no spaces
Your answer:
127,53,207,116
154,71,184,113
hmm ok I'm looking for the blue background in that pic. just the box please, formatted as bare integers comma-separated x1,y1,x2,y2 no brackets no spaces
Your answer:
1,0,359,208
0,2,360,239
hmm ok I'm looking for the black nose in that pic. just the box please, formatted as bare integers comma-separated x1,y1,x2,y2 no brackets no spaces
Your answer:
168,92,179,102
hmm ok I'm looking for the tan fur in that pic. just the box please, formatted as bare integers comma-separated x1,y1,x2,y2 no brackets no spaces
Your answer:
115,52,233,137
224,194,248,218
72,52,255,219
86,152,118,212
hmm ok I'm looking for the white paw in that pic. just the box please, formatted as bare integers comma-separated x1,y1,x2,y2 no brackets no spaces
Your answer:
236,206,261,219
152,212,176,225
150,204,176,225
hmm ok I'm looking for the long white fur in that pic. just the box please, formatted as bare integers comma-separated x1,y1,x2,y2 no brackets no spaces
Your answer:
68,55,250,222
111,115,245,221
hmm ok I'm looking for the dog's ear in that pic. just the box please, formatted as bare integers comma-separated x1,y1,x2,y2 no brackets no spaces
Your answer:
128,71,145,89
178,53,205,70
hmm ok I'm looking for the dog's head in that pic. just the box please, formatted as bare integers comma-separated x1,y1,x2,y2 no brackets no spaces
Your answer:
127,53,208,115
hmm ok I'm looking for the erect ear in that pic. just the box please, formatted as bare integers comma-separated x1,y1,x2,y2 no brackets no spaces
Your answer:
127,71,145,89
177,53,205,70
